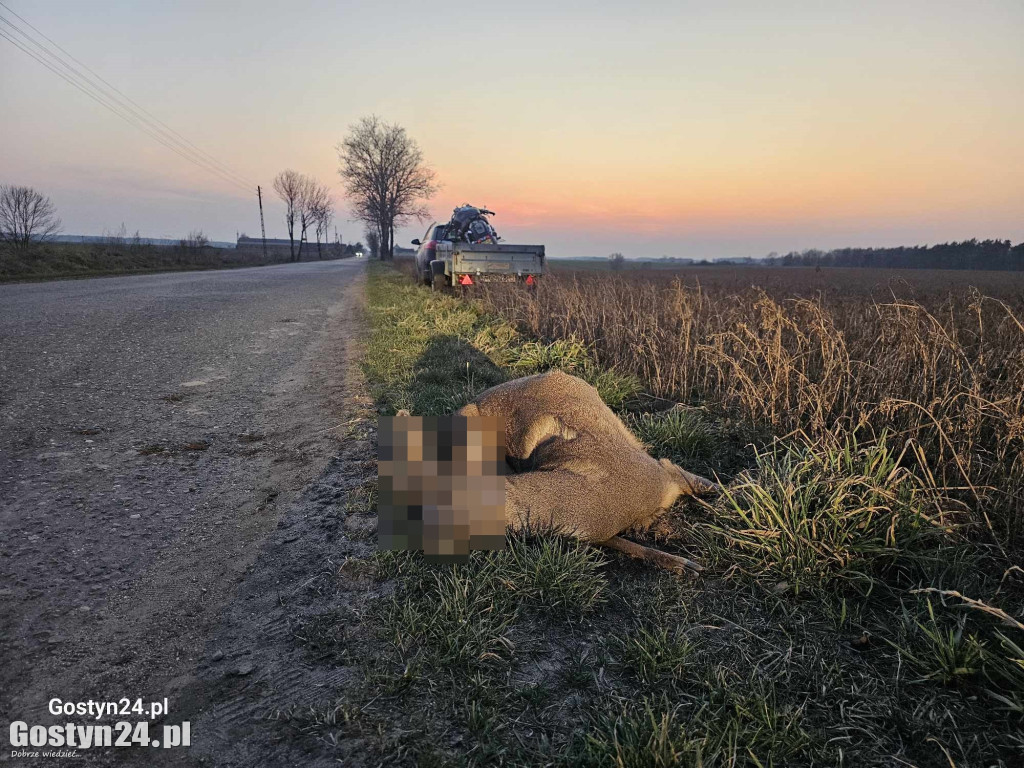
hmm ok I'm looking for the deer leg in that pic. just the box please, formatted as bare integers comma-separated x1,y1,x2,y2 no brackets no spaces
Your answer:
504,470,706,574
601,535,704,575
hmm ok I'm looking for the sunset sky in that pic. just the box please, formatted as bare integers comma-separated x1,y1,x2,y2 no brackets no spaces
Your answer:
2,0,1022,259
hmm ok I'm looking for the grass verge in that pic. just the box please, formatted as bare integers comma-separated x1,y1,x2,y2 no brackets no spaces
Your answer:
299,262,1023,767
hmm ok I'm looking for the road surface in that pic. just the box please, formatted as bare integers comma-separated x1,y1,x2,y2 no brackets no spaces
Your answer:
0,260,372,764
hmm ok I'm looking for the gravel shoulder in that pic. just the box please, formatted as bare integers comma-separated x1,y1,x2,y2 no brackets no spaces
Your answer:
0,260,371,765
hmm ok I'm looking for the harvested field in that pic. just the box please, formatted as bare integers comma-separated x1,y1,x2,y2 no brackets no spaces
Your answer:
477,266,1024,553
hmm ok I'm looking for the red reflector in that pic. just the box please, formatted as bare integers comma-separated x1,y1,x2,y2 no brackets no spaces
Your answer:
459,275,473,285
525,275,535,285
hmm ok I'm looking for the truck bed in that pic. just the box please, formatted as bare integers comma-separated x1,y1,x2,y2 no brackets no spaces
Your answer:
447,242,545,278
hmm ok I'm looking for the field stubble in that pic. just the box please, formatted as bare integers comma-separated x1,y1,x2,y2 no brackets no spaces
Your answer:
479,266,1024,554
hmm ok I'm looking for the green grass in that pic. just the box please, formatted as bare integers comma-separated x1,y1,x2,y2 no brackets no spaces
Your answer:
499,533,609,615
364,268,506,414
626,407,716,465
573,685,812,768
285,262,1024,768
987,632,1024,713
611,626,694,685
691,432,956,592
898,599,987,686
509,336,592,374
364,265,643,415
372,531,608,678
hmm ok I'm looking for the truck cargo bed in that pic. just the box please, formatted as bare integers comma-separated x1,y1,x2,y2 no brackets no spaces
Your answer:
448,242,545,277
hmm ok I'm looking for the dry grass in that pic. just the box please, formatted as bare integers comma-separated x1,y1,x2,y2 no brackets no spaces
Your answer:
477,268,1024,552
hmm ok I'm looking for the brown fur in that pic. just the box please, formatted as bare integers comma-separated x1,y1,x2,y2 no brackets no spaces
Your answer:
457,371,719,571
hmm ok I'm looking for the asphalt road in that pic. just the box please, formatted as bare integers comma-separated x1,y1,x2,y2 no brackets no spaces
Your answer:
0,259,368,761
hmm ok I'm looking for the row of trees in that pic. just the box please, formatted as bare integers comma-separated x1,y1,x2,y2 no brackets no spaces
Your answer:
270,117,438,261
271,171,335,261
766,239,1024,271
5,117,435,266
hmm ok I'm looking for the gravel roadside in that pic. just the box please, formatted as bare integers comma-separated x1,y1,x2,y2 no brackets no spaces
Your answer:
0,259,370,765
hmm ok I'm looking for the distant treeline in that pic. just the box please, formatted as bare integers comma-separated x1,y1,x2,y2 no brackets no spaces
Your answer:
765,239,1024,271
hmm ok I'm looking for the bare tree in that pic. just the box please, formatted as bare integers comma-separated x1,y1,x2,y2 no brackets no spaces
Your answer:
298,179,329,261
179,229,208,250
364,229,380,259
275,172,332,262
336,116,437,260
296,176,315,261
179,229,208,262
102,222,144,254
608,252,626,270
272,170,303,262
103,222,128,251
310,187,334,260
0,185,62,250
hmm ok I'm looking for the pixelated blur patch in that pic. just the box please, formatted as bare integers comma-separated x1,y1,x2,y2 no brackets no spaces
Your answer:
378,414,506,562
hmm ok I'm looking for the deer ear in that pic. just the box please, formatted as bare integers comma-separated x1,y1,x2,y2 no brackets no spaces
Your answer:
396,409,411,417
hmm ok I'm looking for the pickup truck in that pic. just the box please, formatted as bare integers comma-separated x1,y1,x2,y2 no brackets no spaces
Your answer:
412,222,545,291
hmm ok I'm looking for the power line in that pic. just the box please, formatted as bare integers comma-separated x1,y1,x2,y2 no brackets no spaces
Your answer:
0,26,251,194
0,24,235,191
0,9,255,194
0,0,257,189
0,14,254,192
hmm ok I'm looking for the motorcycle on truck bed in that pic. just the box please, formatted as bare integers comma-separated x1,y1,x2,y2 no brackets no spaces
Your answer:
412,205,545,292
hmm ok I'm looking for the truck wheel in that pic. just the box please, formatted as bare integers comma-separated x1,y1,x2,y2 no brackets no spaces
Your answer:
430,260,448,292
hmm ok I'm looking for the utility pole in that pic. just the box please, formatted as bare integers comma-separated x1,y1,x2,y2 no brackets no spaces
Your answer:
257,185,268,260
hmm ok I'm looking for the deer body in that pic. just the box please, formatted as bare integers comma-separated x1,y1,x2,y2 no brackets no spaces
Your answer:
456,371,718,570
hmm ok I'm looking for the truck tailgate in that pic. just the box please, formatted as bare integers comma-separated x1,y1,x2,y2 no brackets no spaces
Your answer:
451,243,545,277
